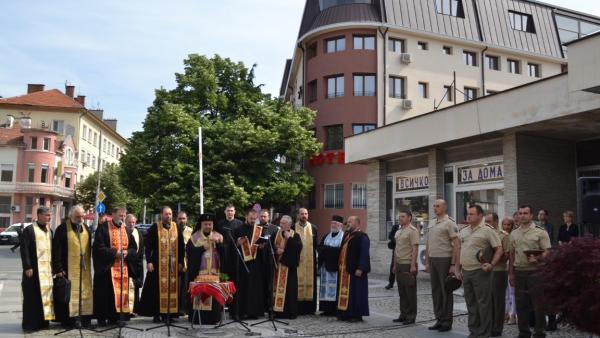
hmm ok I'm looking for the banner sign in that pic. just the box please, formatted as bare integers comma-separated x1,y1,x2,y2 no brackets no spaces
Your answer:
458,162,504,185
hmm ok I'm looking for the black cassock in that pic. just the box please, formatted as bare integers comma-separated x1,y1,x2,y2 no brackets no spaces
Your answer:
185,233,224,324
273,232,302,319
317,231,342,315
215,218,242,286
92,222,137,322
138,223,185,317
20,223,52,331
231,223,267,319
127,226,144,314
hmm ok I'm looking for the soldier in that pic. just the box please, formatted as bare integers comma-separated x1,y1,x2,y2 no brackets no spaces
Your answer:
458,206,503,338
508,205,551,338
392,210,419,325
485,212,510,337
425,199,459,332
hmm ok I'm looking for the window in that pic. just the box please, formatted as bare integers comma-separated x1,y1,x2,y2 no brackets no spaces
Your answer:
307,80,318,102
486,90,498,95
43,138,50,151
307,43,317,59
319,0,372,10
40,165,48,183
444,85,453,101
88,129,92,143
324,183,344,209
51,120,65,134
65,173,71,188
353,74,375,96
325,37,345,53
486,55,500,70
0,196,10,228
528,63,541,78
30,137,37,150
389,76,405,99
509,11,535,33
442,46,453,55
82,125,87,140
103,139,107,152
325,125,344,151
354,35,375,50
28,164,35,182
464,87,477,101
80,150,86,163
463,51,477,66
389,38,405,53
92,156,96,168
556,15,600,45
111,144,115,156
327,75,344,98
418,82,429,98
0,164,14,182
25,197,33,222
352,124,376,135
117,148,120,158
507,59,520,74
417,41,428,50
87,153,91,166
435,0,464,17
93,132,97,147
351,183,367,209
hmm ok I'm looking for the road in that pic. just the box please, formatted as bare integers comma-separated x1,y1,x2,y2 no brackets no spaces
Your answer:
0,245,586,338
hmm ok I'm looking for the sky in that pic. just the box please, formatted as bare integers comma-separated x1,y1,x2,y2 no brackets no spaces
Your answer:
1,0,599,139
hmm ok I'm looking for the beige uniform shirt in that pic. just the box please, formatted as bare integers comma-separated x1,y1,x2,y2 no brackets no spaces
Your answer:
394,225,420,264
459,222,501,271
427,215,458,258
493,228,509,271
509,224,551,271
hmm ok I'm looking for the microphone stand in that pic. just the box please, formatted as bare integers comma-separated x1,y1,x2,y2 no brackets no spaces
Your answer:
97,222,143,337
251,232,289,330
147,223,188,336
214,228,251,332
55,222,97,337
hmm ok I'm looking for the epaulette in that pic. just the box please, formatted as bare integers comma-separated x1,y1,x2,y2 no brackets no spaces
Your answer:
448,216,456,222
409,225,417,231
534,225,546,231
484,223,494,229
500,229,509,235
458,224,469,231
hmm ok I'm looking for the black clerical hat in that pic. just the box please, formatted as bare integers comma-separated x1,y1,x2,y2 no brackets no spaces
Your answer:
198,213,215,223
332,215,344,223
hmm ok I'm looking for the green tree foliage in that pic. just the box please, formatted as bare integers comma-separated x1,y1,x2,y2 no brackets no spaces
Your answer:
75,164,142,215
120,54,320,218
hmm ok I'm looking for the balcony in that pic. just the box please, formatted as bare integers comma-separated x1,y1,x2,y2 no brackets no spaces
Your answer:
0,182,75,199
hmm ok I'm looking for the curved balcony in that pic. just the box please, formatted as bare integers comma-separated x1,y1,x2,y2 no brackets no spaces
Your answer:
0,182,75,199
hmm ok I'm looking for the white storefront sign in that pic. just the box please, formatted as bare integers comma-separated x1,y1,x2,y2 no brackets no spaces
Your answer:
458,162,504,185
396,174,429,192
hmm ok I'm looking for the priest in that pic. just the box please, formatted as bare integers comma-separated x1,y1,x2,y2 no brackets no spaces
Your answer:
177,211,193,315
337,216,371,322
215,204,243,289
272,215,302,319
186,213,224,324
293,208,318,315
139,206,185,323
232,209,267,319
92,207,138,326
317,215,344,316
20,206,54,332
125,214,144,315
52,205,93,328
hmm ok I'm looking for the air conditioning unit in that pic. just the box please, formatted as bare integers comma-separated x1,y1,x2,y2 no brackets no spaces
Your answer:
400,53,412,64
402,99,413,110
11,205,20,212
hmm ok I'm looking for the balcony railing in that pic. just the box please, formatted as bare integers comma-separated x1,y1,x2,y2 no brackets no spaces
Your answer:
0,182,75,198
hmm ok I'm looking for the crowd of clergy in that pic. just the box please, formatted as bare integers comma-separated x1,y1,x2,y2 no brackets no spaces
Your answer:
19,203,371,332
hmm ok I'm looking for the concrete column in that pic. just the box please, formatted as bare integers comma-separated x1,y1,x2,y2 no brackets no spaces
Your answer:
427,148,445,217
503,133,519,216
367,160,387,274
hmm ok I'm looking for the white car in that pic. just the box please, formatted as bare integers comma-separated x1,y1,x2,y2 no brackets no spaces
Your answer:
0,223,31,245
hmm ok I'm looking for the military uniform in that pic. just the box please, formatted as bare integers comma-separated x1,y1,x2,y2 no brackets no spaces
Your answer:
394,225,420,322
426,215,458,329
509,224,551,338
459,221,501,338
491,227,509,336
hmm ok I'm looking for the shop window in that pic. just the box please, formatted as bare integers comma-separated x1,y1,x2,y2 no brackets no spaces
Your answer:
456,189,504,224
354,35,375,50
324,183,344,209
507,59,520,74
325,125,344,150
0,164,14,182
325,37,345,53
352,183,367,209
389,76,406,99
394,196,429,230
389,38,405,53
326,75,344,98
353,74,376,96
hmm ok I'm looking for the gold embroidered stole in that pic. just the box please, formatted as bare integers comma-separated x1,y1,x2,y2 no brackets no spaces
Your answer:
296,222,314,301
158,222,179,313
182,226,193,272
191,230,223,310
337,232,356,311
273,229,294,312
33,223,55,320
66,221,93,315
241,224,263,262
108,221,130,313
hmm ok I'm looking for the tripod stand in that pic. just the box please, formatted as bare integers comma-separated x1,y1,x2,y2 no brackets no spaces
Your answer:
214,229,251,332
251,233,289,331
97,223,143,337
56,222,97,337
147,223,188,337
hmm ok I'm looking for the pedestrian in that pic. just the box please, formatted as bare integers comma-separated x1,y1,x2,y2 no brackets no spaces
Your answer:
337,216,370,322
537,209,554,245
392,210,419,325
508,205,551,338
501,217,517,325
458,205,503,338
557,210,579,245
317,215,344,316
425,199,459,332
20,207,54,332
385,222,399,290
485,212,510,337
272,215,302,319
293,208,318,315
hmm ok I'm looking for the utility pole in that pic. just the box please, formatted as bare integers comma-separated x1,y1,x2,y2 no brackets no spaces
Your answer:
198,127,204,214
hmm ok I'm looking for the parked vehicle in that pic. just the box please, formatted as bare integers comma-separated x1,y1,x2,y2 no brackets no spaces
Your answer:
136,223,153,237
0,223,31,245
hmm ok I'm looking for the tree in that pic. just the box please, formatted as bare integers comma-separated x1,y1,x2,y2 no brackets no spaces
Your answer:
75,164,142,216
120,54,320,218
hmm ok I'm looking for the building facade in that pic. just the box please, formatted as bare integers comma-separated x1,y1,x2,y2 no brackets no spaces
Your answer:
280,0,600,237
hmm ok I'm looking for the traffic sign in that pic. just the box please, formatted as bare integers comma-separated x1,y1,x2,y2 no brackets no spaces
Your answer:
96,202,106,214
98,191,106,202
